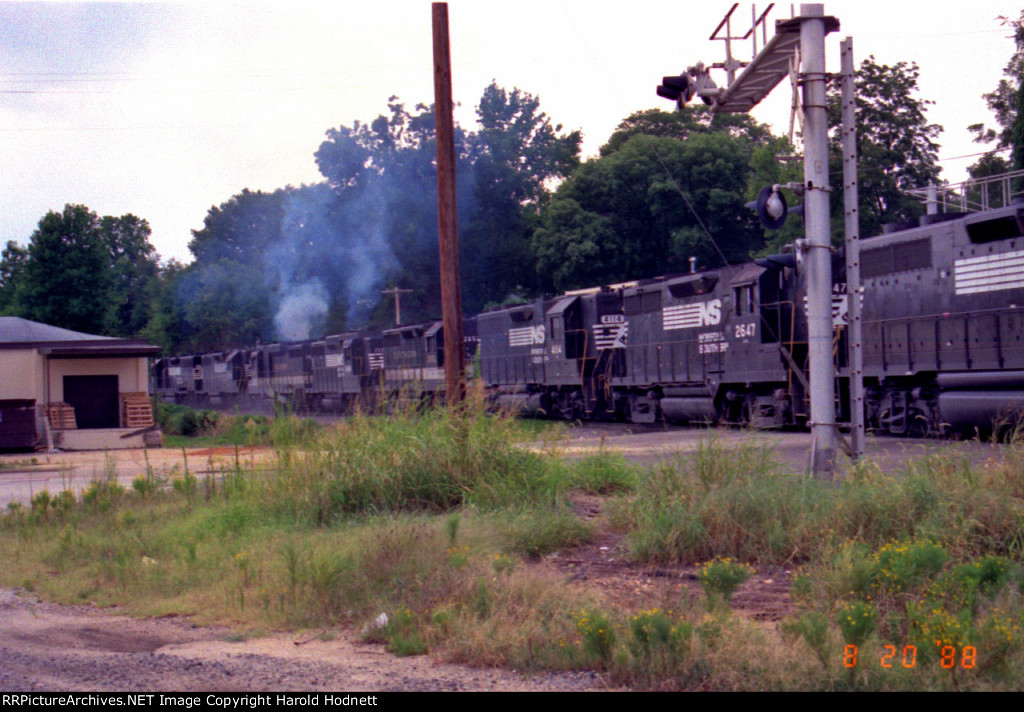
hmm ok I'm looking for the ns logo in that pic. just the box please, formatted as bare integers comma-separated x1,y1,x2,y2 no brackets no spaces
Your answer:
663,298,723,331
699,299,722,326
509,324,546,347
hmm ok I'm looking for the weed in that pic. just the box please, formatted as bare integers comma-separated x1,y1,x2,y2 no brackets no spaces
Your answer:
575,609,616,667
698,557,756,606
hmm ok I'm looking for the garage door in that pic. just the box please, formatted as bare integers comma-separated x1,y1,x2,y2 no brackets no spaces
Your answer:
63,375,119,429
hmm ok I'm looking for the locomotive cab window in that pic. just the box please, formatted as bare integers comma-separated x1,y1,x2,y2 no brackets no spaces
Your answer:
734,284,755,316
549,317,562,341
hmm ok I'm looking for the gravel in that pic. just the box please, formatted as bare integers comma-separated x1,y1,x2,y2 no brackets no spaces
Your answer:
0,589,603,692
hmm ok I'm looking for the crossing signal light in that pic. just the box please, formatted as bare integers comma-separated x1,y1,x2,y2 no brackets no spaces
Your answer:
657,74,694,108
657,66,718,108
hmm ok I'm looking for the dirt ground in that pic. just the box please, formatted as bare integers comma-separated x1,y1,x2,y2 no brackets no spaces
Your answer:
0,491,790,692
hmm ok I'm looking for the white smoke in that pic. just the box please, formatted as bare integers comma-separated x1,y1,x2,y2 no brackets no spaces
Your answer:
273,279,329,341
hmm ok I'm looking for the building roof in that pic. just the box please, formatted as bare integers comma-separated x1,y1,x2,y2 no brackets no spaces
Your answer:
0,317,118,343
0,317,160,357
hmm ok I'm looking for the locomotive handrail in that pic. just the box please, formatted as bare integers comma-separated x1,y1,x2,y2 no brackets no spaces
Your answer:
907,169,1024,213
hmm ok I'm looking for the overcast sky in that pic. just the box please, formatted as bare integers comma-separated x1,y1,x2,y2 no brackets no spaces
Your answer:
0,1,1020,263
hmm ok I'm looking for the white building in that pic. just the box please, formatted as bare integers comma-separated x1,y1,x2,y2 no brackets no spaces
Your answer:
0,317,160,450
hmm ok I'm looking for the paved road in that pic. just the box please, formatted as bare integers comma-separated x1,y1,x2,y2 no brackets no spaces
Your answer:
0,445,270,509
551,423,1005,474
0,425,1007,508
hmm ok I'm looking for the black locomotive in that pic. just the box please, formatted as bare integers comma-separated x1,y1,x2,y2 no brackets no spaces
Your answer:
153,174,1024,437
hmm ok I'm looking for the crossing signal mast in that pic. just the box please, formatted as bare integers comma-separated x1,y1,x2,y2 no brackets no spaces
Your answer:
657,3,864,478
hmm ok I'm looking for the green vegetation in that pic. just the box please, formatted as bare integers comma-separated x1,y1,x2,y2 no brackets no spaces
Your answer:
2,407,1023,690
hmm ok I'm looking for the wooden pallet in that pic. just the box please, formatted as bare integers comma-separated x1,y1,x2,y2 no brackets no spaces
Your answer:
47,403,77,430
120,392,154,428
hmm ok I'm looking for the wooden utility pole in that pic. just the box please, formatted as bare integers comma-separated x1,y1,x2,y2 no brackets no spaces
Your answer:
381,286,412,326
432,2,465,404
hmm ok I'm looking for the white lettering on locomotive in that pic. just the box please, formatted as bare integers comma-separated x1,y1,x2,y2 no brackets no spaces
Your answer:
509,325,546,347
954,249,1024,295
802,285,854,327
698,331,728,354
663,299,722,330
593,322,628,350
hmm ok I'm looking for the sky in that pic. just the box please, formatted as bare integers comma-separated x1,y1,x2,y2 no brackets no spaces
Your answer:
0,0,1020,264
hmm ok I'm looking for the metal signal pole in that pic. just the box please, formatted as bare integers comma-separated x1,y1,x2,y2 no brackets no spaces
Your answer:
684,3,840,478
798,6,837,477
841,36,865,460
432,2,466,405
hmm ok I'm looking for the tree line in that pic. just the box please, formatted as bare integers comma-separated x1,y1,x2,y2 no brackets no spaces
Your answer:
2,26,1022,355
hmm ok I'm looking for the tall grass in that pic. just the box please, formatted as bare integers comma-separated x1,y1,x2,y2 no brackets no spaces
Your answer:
3,410,1024,690
618,435,1024,566
260,405,568,525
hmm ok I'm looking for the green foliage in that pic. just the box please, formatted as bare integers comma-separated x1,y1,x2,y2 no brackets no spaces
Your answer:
17,205,113,334
968,12,1024,167
0,240,29,315
836,599,877,646
600,106,772,157
781,611,832,672
622,435,1024,569
98,214,160,337
460,83,582,306
312,85,580,327
8,205,160,337
267,404,566,524
872,539,949,594
575,609,617,666
3,422,1024,690
157,403,220,437
501,507,593,560
827,57,941,238
698,557,756,605
567,453,636,494
534,127,767,291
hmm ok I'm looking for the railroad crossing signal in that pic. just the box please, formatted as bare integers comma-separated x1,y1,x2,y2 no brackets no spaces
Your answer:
656,66,718,108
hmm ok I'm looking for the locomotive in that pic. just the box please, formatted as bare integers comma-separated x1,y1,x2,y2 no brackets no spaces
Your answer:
152,172,1024,437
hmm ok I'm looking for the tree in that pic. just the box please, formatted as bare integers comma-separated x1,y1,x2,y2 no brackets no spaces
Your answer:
9,205,163,337
188,189,289,266
460,82,581,306
312,86,581,322
178,85,581,338
532,106,773,292
533,130,764,292
828,57,942,238
18,205,112,334
100,214,160,337
0,240,29,314
969,14,1024,149
600,106,773,156
316,100,457,325
968,13,1024,179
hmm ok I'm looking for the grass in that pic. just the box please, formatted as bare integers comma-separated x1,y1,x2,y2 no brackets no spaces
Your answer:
2,404,1023,690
